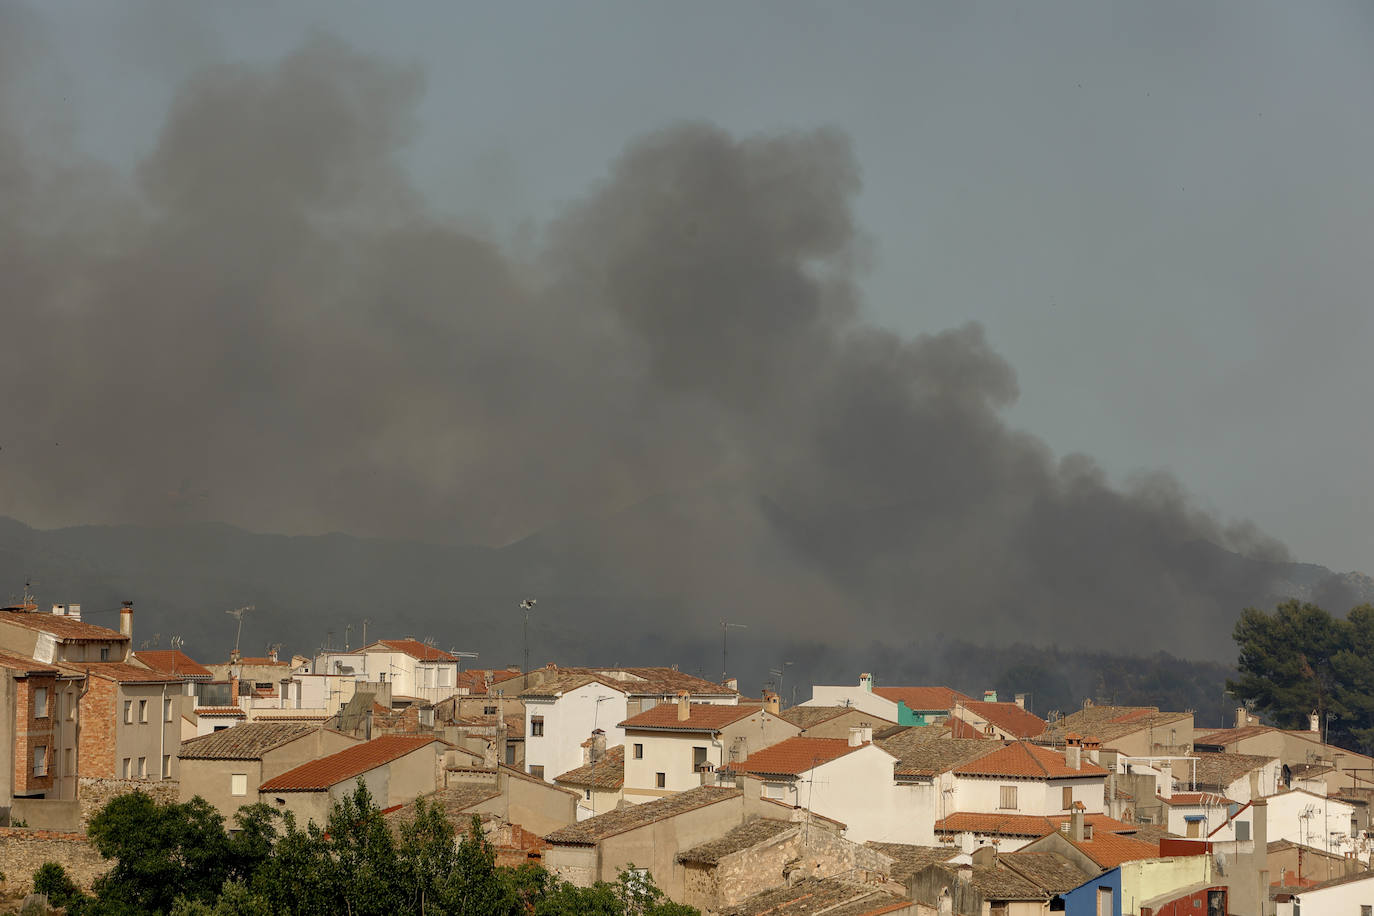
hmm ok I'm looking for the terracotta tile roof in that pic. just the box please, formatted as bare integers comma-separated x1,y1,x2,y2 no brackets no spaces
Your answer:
935,812,1136,839
730,737,867,778
259,735,442,792
946,717,986,739
0,650,58,674
958,701,1047,738
1070,832,1159,868
179,721,322,759
864,842,958,882
133,649,214,679
721,878,909,916
954,741,1108,779
1161,792,1233,807
1188,752,1277,789
1040,705,1191,746
620,703,760,731
870,686,970,711
233,657,290,667
368,639,456,662
79,661,184,684
1191,725,1272,747
0,610,128,642
877,735,1000,779
1001,851,1095,894
546,786,741,844
523,666,736,699
554,744,625,789
777,706,852,728
195,706,247,716
677,817,796,865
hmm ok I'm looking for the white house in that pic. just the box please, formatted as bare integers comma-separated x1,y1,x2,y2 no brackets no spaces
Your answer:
1275,870,1374,915
520,667,737,784
312,639,463,705
731,730,936,844
804,673,968,726
618,693,799,803
1263,788,1359,857
1159,792,1234,838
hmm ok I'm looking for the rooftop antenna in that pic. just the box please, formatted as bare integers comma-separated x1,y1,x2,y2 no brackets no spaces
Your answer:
344,623,352,651
225,605,254,661
721,619,747,684
769,661,794,707
170,635,185,650
361,618,371,647
447,648,479,673
520,599,537,672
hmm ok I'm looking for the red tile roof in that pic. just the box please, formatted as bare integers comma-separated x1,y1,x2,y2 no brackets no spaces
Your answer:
371,639,456,662
260,735,442,792
554,744,626,789
1070,832,1160,868
946,717,986,739
1161,792,1233,807
234,657,289,667
620,704,760,731
0,610,128,642
935,812,1136,839
79,661,185,684
195,706,247,716
954,741,1108,779
872,686,970,711
134,650,214,679
0,650,58,675
959,701,1047,738
731,737,868,778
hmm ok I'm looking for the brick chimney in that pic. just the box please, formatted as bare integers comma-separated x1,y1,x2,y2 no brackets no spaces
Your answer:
229,667,241,707
677,690,691,721
119,600,134,637
763,691,780,715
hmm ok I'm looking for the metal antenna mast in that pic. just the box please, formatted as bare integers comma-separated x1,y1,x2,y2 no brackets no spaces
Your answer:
225,605,254,660
520,599,537,672
721,620,747,684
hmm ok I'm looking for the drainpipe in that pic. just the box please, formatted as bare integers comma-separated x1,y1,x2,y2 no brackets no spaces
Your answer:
159,683,167,781
75,669,91,800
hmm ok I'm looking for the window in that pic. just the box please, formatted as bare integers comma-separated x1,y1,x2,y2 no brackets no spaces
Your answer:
1096,887,1111,916
1235,820,1251,842
65,748,73,773
656,772,666,788
585,789,592,800
213,725,229,732
763,783,786,800
162,755,171,778
33,745,47,776
693,746,709,771
34,686,48,718
123,700,133,724
164,697,173,722
139,699,148,723
529,765,544,779
999,785,1018,810
137,757,147,778
67,690,76,720
122,757,132,778
505,745,515,766
1062,786,1073,810
484,705,498,715
1359,906,1370,916
634,743,644,759
231,774,248,795
100,647,110,661
531,716,544,737
378,672,386,684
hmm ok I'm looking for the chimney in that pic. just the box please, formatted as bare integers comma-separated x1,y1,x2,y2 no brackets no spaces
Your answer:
725,677,739,692
849,725,871,747
1310,710,1320,734
119,600,134,638
1158,762,1173,799
859,672,873,693
1064,733,1082,770
1083,736,1102,765
764,691,780,715
956,864,973,885
268,646,278,663
590,729,606,764
1252,796,1269,900
677,690,691,721
1235,706,1248,728
971,845,997,867
229,667,241,706
1014,693,1025,709
983,690,997,703
1070,808,1085,842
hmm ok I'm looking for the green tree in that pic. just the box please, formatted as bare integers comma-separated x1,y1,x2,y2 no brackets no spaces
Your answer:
534,868,699,916
33,861,90,913
1229,601,1345,730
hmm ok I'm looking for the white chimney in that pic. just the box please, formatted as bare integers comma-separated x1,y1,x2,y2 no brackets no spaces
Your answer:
677,690,691,721
1064,733,1082,770
268,646,278,663
119,601,134,638
1310,711,1320,734
1069,808,1085,842
1014,693,1025,709
1158,762,1173,799
849,726,865,747
859,673,873,693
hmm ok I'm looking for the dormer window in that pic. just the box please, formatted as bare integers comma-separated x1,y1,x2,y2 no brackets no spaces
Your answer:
100,647,110,661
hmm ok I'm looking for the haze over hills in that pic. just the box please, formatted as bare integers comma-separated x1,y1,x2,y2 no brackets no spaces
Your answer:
1,509,1368,709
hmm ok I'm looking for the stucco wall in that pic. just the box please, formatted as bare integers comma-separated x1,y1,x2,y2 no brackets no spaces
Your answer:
804,687,899,721
112,682,182,783
179,758,264,821
503,770,578,836
949,774,1105,817
524,683,628,784
1119,855,1213,915
595,795,747,899
799,745,935,845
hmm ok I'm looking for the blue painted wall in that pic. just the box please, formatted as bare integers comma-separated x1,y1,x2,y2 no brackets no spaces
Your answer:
1062,867,1121,916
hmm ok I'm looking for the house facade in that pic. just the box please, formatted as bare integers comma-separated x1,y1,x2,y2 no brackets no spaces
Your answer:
804,673,968,726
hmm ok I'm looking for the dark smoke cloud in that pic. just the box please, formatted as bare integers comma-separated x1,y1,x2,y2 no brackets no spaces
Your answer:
0,22,1302,659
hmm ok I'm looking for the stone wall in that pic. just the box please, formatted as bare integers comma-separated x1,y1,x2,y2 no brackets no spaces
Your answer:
0,827,108,893
78,777,178,827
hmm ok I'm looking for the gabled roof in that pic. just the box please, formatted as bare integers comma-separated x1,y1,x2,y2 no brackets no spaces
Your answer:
958,701,1047,738
554,744,625,790
677,817,796,865
1001,851,1096,894
1160,792,1233,807
777,706,860,729
0,650,59,675
1192,725,1275,747
1188,752,1278,788
870,686,970,712
365,639,456,662
179,722,322,760
1040,705,1192,746
259,735,442,792
78,661,184,684
954,741,1107,779
619,704,760,732
134,650,214,679
730,737,873,778
723,877,909,916
522,666,735,699
545,786,741,845
877,735,1000,779
1069,832,1159,868
864,843,958,883
0,610,128,642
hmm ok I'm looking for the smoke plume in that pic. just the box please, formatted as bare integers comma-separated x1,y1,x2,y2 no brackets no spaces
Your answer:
0,21,1307,659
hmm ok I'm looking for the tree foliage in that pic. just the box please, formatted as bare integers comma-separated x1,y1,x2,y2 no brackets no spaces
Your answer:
60,783,699,916
1229,600,1374,751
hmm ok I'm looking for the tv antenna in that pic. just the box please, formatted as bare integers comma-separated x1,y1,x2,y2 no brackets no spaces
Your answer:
170,635,185,650
721,619,747,684
225,605,254,658
520,599,537,672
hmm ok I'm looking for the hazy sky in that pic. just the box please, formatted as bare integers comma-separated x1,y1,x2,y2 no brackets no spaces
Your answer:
12,0,1374,572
